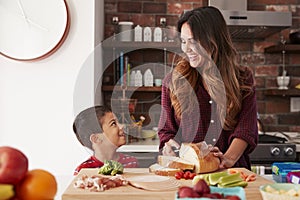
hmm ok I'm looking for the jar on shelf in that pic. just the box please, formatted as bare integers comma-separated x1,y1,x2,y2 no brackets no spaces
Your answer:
135,70,143,87
143,69,153,86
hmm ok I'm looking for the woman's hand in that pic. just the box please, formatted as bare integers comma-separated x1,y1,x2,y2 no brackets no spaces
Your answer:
211,138,248,169
162,139,180,156
210,146,236,169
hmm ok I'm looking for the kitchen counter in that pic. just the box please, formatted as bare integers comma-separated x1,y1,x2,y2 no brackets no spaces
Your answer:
118,132,300,153
117,139,159,153
62,168,274,200
119,142,300,153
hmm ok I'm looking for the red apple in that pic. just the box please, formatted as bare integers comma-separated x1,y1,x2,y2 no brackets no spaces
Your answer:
0,146,28,185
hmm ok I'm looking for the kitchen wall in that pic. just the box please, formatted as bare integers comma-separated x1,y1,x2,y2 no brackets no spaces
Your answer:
0,0,103,176
103,0,300,132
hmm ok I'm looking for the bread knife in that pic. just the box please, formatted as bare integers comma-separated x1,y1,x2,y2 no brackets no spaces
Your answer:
171,146,180,156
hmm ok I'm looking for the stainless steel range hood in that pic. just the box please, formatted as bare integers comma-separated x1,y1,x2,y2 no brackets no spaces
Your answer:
209,0,292,40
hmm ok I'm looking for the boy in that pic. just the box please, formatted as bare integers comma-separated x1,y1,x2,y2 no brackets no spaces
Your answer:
73,105,138,175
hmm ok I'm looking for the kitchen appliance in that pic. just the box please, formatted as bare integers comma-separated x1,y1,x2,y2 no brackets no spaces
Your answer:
208,0,292,40
250,134,297,174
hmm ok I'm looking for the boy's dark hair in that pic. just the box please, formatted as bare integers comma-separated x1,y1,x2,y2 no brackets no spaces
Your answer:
73,105,112,150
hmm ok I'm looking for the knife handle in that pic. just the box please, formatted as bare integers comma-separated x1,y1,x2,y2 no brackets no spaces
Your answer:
171,146,179,156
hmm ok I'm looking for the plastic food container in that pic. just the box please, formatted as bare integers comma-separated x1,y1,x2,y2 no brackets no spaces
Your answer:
175,186,246,200
272,162,300,183
260,183,300,200
287,171,300,184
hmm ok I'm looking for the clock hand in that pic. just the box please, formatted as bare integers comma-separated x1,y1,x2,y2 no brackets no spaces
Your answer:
17,0,48,31
17,0,29,25
1,3,49,32
25,18,49,32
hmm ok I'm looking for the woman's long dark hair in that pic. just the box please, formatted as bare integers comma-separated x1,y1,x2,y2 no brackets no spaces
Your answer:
170,6,253,130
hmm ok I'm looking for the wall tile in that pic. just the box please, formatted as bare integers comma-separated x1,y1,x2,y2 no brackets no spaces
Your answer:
265,77,279,88
167,2,193,15
254,41,275,53
105,2,117,13
266,5,290,12
255,65,279,76
265,98,290,113
290,54,300,65
278,112,300,125
131,14,156,26
118,1,142,13
291,5,300,17
290,76,300,87
255,77,266,88
265,54,281,65
257,101,266,113
143,2,166,14
234,42,252,52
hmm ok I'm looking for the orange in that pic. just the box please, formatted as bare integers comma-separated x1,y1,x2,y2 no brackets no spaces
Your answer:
16,169,57,200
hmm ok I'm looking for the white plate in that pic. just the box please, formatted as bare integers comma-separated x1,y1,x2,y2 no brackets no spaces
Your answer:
125,174,180,191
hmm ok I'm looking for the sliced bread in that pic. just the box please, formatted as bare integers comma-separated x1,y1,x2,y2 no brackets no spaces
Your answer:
157,155,194,171
149,163,181,176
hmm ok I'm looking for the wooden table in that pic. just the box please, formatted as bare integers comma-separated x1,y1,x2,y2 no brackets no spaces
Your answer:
62,168,273,200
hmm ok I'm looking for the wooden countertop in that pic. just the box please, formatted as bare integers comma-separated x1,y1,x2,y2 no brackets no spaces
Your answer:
62,168,273,200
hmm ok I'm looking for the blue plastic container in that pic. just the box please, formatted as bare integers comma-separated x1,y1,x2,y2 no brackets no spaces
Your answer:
272,162,300,183
175,186,246,200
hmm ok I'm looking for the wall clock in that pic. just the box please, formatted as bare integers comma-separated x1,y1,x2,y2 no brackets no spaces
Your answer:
0,0,70,61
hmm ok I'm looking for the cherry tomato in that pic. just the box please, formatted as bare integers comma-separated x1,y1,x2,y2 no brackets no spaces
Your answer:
189,172,196,179
183,171,191,179
175,171,184,179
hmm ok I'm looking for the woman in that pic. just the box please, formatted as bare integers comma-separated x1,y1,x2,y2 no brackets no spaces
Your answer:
158,6,258,170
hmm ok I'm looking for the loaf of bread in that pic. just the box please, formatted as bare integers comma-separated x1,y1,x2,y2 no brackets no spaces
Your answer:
179,143,220,174
149,142,220,175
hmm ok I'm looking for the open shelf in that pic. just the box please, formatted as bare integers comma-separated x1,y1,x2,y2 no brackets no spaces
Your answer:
102,41,181,52
265,44,300,53
102,85,162,92
263,88,300,96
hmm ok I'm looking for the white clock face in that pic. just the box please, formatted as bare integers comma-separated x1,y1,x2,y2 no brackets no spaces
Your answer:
0,0,69,61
